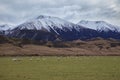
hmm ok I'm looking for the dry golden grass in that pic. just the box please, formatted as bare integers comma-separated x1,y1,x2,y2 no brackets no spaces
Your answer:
0,35,120,56
0,39,120,56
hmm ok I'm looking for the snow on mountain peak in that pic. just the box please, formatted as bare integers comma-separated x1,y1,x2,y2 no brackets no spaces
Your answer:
0,24,11,31
36,15,52,19
16,15,79,32
78,20,120,32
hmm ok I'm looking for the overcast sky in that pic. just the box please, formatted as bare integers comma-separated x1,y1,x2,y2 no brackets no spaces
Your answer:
0,0,120,26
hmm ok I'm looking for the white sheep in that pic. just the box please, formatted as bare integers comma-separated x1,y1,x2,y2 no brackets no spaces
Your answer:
12,58,21,61
29,58,33,61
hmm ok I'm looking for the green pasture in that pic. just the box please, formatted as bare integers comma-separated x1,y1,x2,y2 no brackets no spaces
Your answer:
0,56,120,80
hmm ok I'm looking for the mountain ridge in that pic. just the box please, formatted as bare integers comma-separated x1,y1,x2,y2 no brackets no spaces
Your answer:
1,15,120,41
8,15,98,41
78,20,120,32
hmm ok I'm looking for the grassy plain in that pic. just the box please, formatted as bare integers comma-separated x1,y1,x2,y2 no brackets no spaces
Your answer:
0,56,120,80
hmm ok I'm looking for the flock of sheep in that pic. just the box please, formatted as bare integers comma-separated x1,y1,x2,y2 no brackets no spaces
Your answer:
11,57,75,61
11,57,46,61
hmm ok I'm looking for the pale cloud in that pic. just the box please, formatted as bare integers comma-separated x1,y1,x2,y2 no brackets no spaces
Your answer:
0,0,120,26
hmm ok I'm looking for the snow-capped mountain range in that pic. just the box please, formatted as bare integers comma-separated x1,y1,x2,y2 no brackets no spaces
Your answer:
1,15,120,41
14,15,86,34
78,20,120,32
10,15,93,41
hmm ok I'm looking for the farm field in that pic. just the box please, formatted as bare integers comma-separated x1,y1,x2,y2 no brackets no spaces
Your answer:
0,56,120,80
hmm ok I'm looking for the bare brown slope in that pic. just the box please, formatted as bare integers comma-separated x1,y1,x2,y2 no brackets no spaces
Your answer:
0,43,120,56
0,35,120,56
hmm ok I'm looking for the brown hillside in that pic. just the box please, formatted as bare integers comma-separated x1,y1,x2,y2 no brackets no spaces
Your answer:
0,36,120,56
